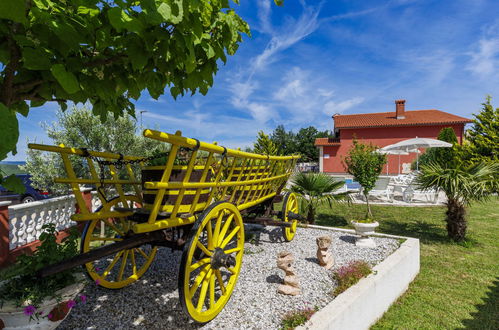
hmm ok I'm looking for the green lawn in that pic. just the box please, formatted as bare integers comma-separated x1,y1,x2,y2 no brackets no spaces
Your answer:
315,198,499,329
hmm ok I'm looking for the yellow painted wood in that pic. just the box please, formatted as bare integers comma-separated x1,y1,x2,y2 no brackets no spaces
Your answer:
60,153,89,214
144,173,290,190
180,202,244,323
71,210,134,221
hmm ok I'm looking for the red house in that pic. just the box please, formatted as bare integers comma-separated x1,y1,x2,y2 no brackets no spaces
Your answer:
315,100,472,174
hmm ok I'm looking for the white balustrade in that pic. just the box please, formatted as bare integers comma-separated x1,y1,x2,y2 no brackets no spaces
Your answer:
8,195,77,250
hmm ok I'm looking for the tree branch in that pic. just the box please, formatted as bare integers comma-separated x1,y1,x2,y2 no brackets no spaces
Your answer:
13,79,44,92
1,29,22,107
84,54,125,68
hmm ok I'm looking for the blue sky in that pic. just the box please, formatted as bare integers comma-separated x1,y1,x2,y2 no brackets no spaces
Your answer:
7,0,499,161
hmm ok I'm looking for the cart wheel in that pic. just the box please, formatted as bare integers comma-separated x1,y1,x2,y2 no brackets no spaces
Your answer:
179,202,245,323
81,195,157,289
281,192,299,242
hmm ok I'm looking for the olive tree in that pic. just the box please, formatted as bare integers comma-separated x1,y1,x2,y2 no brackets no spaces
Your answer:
343,140,386,219
21,106,164,194
0,0,283,190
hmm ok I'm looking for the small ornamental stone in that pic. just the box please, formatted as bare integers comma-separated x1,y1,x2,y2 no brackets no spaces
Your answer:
276,251,301,296
316,236,334,270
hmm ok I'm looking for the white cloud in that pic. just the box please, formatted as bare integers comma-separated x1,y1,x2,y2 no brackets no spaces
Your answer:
257,0,273,35
468,37,499,77
323,97,364,116
252,5,320,73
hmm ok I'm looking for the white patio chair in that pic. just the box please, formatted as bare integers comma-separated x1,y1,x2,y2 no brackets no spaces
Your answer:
403,181,438,204
367,177,393,202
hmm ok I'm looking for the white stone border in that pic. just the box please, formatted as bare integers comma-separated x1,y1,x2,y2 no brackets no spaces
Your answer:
297,225,420,330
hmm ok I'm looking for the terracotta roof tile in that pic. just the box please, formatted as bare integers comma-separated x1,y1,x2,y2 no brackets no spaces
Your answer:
314,137,341,146
333,110,471,129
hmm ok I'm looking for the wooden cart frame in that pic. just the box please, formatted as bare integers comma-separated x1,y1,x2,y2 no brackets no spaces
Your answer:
29,129,301,323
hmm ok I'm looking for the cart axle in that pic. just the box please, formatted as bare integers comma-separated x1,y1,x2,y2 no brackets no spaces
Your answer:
38,230,170,278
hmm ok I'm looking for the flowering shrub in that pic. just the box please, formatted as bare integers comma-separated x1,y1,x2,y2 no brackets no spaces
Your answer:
281,305,319,330
332,260,372,296
0,224,80,307
21,294,87,322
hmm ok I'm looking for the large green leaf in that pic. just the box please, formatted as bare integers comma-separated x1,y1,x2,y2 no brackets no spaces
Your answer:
0,0,27,24
157,2,172,21
0,103,19,160
50,64,80,94
22,48,51,70
108,7,144,33
2,175,25,194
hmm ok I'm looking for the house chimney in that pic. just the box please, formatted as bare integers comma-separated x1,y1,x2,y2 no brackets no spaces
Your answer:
395,99,406,119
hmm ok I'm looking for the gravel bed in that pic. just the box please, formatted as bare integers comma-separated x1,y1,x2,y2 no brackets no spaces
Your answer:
59,227,399,330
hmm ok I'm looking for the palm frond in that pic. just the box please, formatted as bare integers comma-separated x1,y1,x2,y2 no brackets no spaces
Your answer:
416,161,498,206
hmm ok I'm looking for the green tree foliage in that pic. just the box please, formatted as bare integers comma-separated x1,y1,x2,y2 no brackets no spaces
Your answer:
269,125,331,161
417,127,459,169
289,172,349,224
465,96,499,164
416,161,498,241
343,140,386,219
295,126,331,162
253,131,278,155
21,106,164,193
0,0,256,189
270,125,295,156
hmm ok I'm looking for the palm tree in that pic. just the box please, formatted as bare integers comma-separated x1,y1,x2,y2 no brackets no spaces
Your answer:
416,161,498,241
289,172,350,224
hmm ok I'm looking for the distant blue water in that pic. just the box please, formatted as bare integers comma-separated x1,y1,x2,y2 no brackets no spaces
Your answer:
345,179,361,189
0,161,25,165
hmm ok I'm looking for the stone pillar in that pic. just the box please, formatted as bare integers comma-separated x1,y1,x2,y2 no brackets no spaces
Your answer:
316,236,334,269
0,201,12,267
277,251,301,296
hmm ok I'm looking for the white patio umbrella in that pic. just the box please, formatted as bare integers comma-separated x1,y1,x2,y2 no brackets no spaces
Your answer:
383,137,452,171
378,147,418,175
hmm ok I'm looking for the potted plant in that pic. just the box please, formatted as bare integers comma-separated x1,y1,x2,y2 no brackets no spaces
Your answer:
343,140,387,247
0,224,86,329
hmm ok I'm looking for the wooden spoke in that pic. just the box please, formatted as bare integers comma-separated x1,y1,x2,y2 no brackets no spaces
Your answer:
102,218,125,236
223,246,242,255
135,247,149,259
212,211,225,246
189,258,211,273
102,251,124,278
221,226,241,249
117,250,129,282
196,241,213,257
196,272,212,312
130,248,137,275
206,219,213,250
209,274,216,309
215,270,226,295
189,265,212,297
217,214,234,246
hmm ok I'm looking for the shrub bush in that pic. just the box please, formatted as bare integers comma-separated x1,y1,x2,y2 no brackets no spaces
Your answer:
332,260,372,296
281,306,318,330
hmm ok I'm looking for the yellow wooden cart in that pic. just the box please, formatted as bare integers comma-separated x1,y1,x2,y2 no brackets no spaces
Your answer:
29,129,300,323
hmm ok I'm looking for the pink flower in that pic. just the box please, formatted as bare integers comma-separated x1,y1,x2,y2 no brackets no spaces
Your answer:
80,295,87,303
47,313,53,319
66,300,77,309
95,279,101,285
23,305,36,316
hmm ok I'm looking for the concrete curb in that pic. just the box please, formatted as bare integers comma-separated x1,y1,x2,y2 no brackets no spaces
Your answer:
296,225,420,330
